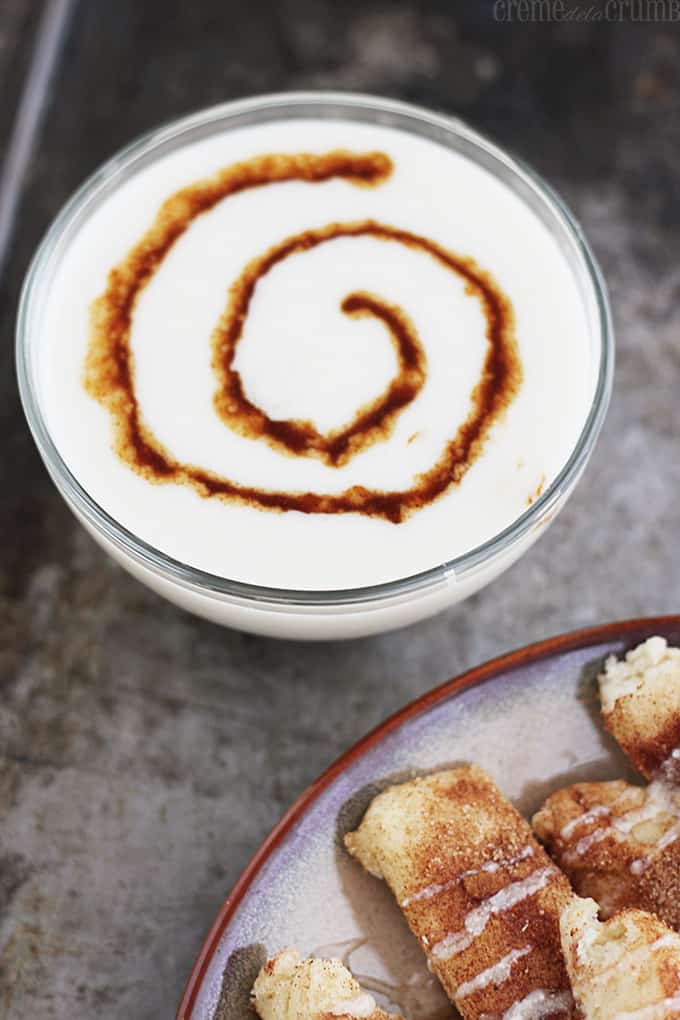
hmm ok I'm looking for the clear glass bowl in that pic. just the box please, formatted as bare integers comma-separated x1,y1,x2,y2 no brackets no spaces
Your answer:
16,92,614,640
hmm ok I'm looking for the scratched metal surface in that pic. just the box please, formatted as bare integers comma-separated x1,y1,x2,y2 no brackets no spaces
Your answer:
1,3,680,1018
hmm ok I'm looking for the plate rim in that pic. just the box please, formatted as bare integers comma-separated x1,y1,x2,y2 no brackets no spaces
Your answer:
176,614,680,1019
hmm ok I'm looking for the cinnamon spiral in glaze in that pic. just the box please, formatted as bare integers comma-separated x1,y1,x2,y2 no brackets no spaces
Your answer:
85,150,521,524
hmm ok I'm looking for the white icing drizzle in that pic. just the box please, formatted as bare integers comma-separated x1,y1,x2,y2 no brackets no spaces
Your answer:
312,937,369,965
589,933,677,986
560,790,630,863
617,780,680,872
402,878,460,909
350,971,449,1020
565,779,680,869
456,946,531,1000
614,781,679,834
311,938,449,1020
658,820,680,851
430,867,557,962
402,846,535,908
499,988,573,1020
329,993,377,1017
460,847,535,883
659,748,680,783
560,805,610,840
610,993,680,1020
570,827,611,858
630,814,680,873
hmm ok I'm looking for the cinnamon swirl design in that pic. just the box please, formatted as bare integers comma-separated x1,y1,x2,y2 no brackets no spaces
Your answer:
85,150,521,524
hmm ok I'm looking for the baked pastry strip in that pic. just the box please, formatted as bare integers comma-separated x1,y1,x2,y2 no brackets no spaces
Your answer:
599,637,680,781
252,949,403,1020
561,897,680,1020
345,766,577,1020
533,779,680,929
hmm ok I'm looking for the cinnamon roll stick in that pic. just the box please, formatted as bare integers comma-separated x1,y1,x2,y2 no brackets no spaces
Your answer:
252,950,403,1020
599,637,680,782
345,766,576,1020
533,779,680,930
560,897,680,1020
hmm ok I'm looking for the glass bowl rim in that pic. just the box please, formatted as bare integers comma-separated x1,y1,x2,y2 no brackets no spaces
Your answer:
16,89,614,611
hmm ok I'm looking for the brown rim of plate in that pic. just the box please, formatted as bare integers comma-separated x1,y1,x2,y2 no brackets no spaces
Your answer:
175,614,680,1020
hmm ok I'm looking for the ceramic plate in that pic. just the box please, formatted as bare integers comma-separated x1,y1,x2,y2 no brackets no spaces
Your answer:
177,616,680,1020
